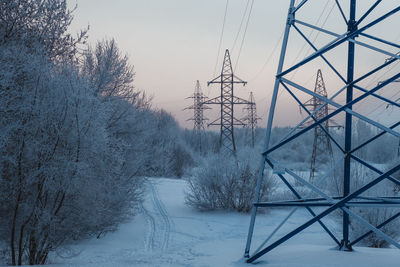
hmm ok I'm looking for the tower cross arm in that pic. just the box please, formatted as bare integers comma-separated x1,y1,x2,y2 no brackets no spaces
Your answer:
233,74,248,85
207,117,221,126
233,117,247,126
183,105,195,110
207,75,248,85
201,96,221,105
328,120,343,129
187,117,209,122
183,104,211,110
207,75,222,85
233,96,253,104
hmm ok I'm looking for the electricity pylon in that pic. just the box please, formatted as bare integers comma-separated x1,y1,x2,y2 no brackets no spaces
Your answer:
300,69,340,181
245,1,400,263
203,49,250,154
242,92,261,147
381,53,400,157
184,80,209,152
384,94,400,158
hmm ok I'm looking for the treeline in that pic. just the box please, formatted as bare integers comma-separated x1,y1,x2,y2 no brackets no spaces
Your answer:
182,120,398,171
183,119,398,212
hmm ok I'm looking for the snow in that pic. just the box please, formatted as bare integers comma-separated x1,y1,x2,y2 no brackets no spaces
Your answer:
11,178,400,267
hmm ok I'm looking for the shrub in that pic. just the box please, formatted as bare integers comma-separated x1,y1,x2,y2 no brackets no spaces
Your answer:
185,151,275,212
325,161,400,248
350,207,399,248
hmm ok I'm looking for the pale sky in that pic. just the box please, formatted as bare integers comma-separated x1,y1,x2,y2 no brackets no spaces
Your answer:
67,0,400,129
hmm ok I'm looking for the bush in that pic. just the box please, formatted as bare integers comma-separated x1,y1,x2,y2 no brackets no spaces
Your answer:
325,161,400,248
350,207,399,248
185,151,275,212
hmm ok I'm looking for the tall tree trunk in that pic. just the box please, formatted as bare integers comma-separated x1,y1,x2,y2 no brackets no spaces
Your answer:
18,224,25,265
10,199,19,266
28,233,37,265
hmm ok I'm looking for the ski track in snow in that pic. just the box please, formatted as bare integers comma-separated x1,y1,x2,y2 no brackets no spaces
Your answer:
141,181,174,253
150,181,173,251
138,201,156,251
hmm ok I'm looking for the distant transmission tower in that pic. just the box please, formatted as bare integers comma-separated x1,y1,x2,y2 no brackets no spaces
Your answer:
242,92,260,147
300,69,339,181
379,52,400,86
245,1,400,263
203,49,250,154
184,80,209,152
380,52,400,157
382,89,400,158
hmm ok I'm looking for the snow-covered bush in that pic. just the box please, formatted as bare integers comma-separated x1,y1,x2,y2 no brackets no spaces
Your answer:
351,207,399,248
352,161,400,248
326,162,400,248
185,150,275,212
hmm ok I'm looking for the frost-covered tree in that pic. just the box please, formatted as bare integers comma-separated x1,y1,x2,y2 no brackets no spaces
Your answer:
81,38,149,177
140,109,194,177
0,1,147,265
0,41,146,264
0,0,87,60
82,39,135,100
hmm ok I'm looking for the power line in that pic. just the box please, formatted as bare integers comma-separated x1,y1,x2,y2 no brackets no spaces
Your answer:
365,89,400,117
252,1,333,127
363,57,400,90
231,0,251,54
257,0,334,108
289,0,335,80
249,31,284,82
212,0,230,78
234,0,255,72
395,31,400,42
289,0,331,68
357,54,400,114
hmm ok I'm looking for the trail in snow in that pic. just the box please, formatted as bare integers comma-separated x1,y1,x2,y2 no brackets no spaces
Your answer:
144,181,173,251
23,177,400,267
138,201,156,251
140,180,174,253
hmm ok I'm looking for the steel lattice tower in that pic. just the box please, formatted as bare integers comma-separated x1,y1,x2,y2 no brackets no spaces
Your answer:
242,92,260,147
203,49,250,154
386,97,400,157
382,53,400,157
184,80,209,151
301,69,337,181
245,0,400,263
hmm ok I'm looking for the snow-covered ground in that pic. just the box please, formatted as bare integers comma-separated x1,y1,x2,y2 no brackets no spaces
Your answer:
11,178,400,267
